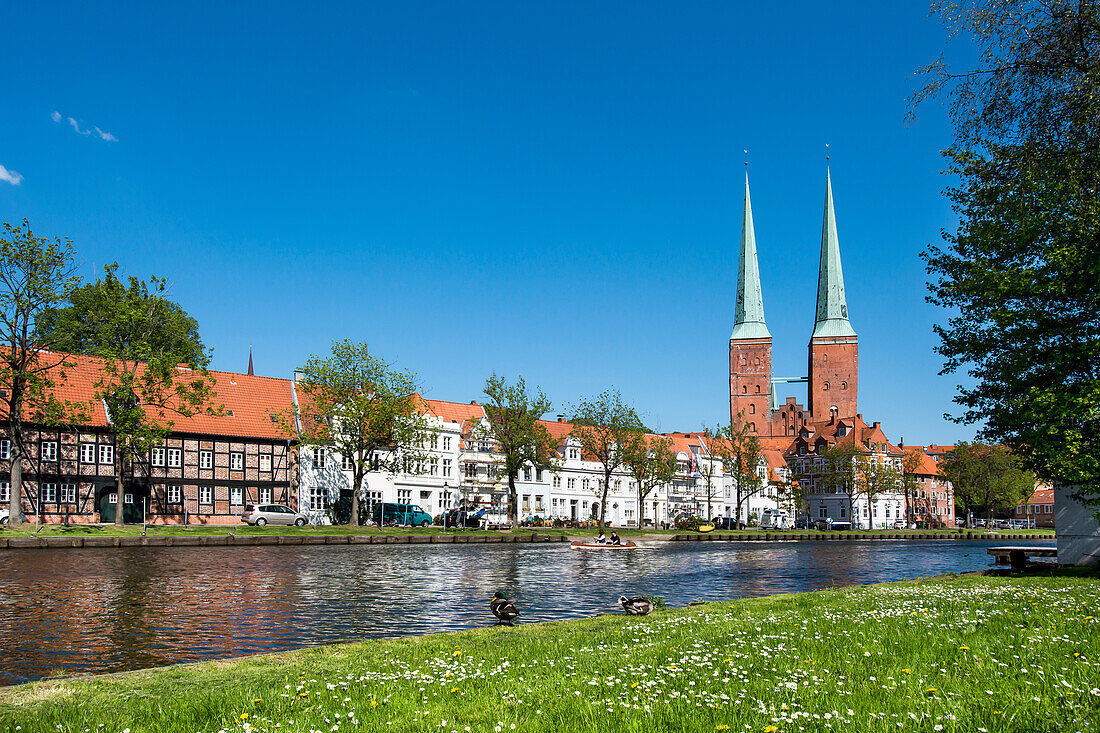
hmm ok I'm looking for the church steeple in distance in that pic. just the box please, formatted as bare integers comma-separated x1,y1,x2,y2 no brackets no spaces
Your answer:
731,169,771,340
812,167,857,339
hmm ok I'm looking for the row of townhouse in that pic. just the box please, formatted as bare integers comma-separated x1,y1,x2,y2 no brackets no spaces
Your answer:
4,352,947,528
298,401,797,527
782,414,956,529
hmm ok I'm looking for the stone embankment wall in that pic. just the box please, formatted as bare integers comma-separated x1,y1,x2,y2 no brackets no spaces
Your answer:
0,534,573,550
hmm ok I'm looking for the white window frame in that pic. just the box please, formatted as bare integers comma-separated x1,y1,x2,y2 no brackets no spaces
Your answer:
230,452,244,471
259,454,272,472
443,459,452,477
167,485,182,504
308,486,327,511
0,481,9,502
168,448,182,468
0,439,9,460
230,486,243,505
200,451,213,469
199,486,213,504
41,483,57,502
60,484,77,503
312,447,326,469
98,444,114,465
151,447,166,467
259,487,272,504
80,443,96,464
341,454,354,471
41,441,58,462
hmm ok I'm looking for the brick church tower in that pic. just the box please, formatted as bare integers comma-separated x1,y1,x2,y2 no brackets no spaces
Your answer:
807,168,858,421
730,167,859,436
729,171,772,433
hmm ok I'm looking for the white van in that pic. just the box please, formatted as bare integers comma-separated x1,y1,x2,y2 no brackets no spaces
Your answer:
759,508,790,530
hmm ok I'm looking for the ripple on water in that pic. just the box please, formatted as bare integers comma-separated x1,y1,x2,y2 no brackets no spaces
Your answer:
0,538,1051,684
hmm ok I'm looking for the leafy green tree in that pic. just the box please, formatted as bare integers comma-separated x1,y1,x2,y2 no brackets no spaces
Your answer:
479,373,559,529
0,221,84,527
939,442,1035,526
621,433,676,528
900,449,927,528
857,454,901,529
713,415,765,528
292,340,429,527
808,444,862,525
914,0,1100,513
569,389,646,529
39,264,219,525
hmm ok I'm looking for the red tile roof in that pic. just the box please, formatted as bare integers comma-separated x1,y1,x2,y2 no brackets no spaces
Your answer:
16,350,296,440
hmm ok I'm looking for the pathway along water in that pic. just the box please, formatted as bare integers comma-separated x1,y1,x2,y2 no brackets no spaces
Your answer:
0,538,1051,684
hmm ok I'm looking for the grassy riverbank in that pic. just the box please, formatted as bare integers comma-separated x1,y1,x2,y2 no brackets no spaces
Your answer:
0,522,1055,540
2,570,1096,733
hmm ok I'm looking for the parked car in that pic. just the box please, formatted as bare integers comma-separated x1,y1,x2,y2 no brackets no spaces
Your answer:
830,520,853,531
891,520,907,529
371,502,433,527
712,516,741,530
438,505,486,528
241,504,309,526
759,508,790,530
0,509,9,526
793,516,809,529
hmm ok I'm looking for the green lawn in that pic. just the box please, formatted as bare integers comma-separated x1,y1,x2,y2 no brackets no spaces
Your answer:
0,522,1054,539
1,569,1095,732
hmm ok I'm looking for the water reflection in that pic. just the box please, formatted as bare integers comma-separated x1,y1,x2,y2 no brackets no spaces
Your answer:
0,539,1050,684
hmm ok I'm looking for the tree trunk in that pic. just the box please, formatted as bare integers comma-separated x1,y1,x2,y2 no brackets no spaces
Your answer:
114,437,126,526
351,470,361,527
9,435,23,528
599,471,611,528
637,487,645,527
508,472,518,530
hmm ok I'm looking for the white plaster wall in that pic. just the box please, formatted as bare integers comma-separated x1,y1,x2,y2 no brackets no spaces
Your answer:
1056,484,1099,566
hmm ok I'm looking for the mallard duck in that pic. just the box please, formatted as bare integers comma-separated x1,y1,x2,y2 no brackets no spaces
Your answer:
490,592,519,625
619,596,653,616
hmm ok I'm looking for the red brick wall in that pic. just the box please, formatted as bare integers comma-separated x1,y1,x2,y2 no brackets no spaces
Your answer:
730,338,772,435
808,336,858,420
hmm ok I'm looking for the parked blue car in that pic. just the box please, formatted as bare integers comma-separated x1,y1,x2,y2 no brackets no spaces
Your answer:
371,502,433,527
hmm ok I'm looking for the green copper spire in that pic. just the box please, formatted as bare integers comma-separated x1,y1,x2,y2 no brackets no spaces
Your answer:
812,168,857,338
731,171,771,340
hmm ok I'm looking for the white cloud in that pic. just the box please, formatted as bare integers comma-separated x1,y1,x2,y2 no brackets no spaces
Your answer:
0,164,24,186
67,116,90,135
53,110,117,141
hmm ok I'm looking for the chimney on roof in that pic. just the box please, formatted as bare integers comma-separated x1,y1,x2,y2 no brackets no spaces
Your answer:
470,400,478,405
872,421,880,430
899,436,904,449
248,346,254,376
856,413,862,422
558,417,566,423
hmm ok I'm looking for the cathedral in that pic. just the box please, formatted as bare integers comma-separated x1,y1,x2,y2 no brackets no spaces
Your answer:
729,168,859,439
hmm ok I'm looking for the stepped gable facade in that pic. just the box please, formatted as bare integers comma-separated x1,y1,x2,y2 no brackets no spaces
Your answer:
729,169,859,438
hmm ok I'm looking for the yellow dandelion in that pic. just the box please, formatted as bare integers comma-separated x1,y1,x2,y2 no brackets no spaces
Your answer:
902,669,912,674
1074,653,1081,658
451,687,459,693
764,727,778,733
959,646,970,651
715,726,730,731
926,687,937,694
631,682,640,688
252,699,262,703
993,711,1002,715
780,705,789,710
370,700,379,708
1086,616,1095,621
239,714,249,720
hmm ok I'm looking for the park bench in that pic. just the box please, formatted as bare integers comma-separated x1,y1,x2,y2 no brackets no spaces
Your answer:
987,545,1058,571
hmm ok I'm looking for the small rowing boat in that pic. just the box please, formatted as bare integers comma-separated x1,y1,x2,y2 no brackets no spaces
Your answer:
570,540,638,549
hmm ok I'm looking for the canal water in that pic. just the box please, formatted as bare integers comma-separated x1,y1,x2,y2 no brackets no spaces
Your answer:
0,538,1051,685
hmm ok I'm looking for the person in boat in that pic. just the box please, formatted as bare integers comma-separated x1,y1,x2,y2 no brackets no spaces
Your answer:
594,531,607,544
608,531,622,546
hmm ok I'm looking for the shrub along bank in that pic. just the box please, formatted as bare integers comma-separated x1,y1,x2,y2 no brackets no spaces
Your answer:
1,570,1096,732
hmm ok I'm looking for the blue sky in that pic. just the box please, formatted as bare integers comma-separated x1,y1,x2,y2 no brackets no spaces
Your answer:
1,1,977,444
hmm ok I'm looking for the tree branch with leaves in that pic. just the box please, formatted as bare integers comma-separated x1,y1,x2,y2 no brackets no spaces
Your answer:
569,389,646,529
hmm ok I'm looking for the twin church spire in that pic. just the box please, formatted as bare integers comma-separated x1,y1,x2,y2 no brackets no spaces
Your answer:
731,167,855,340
